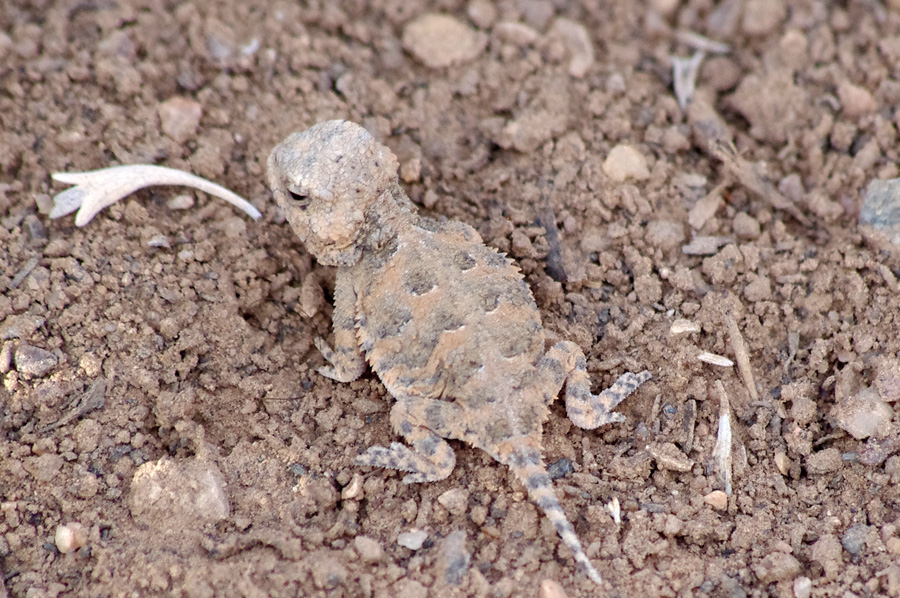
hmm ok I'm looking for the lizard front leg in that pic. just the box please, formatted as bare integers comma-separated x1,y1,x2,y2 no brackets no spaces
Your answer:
537,341,650,429
315,268,366,382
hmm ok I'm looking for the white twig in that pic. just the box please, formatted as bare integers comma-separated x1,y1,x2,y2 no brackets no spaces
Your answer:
50,164,261,227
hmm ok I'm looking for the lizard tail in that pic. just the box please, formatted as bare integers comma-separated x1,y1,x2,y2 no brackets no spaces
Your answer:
507,447,603,585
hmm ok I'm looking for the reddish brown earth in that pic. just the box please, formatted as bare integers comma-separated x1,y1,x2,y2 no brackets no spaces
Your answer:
1,1,899,597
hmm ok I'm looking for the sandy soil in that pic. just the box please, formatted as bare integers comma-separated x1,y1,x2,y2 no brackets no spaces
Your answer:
2,1,900,597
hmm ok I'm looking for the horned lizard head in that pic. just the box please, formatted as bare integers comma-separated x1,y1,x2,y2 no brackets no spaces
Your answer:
267,120,400,266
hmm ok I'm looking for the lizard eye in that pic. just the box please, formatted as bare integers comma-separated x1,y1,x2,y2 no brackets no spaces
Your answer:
286,187,310,210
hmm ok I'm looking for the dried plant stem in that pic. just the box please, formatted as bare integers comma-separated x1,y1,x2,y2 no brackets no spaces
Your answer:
50,164,261,227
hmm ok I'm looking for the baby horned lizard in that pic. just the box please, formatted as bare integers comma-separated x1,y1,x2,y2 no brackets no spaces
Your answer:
267,120,651,584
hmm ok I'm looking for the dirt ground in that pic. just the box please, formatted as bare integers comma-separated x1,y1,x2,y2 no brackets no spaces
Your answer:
2,0,900,597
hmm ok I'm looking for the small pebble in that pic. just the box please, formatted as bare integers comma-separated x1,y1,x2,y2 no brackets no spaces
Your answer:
341,473,364,500
540,578,569,598
733,212,761,240
158,97,202,144
547,458,574,480
860,177,900,244
354,535,383,562
467,0,496,29
24,214,46,241
493,22,539,45
806,448,842,475
437,488,469,516
810,534,843,577
704,490,729,510
55,522,88,554
788,394,817,425
743,274,773,303
741,0,786,36
0,342,12,374
793,576,812,598
875,357,900,402
703,56,742,91
398,529,428,550
14,344,58,378
147,235,171,249
221,216,246,238
752,551,801,582
167,194,195,210
650,0,680,17
129,457,229,528
688,188,724,230
833,387,893,440
552,18,594,78
774,451,791,476
402,14,486,69
603,145,650,182
399,158,421,183
841,524,870,557
839,81,878,119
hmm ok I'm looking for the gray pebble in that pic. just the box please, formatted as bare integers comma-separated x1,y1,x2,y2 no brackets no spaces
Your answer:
841,524,870,556
397,529,428,550
860,178,900,243
547,458,574,480
14,344,58,378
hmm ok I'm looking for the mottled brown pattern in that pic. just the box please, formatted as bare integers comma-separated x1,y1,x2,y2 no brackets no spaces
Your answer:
267,120,651,584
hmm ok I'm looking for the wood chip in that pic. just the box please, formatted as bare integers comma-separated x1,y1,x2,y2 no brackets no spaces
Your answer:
688,182,727,229
725,312,759,402
712,381,733,494
606,496,621,525
673,51,705,109
698,352,734,367
670,318,700,335
681,399,697,455
674,30,731,54
647,442,694,472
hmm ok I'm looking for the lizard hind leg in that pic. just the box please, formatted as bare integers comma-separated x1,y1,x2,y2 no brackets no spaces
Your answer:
355,398,458,484
541,341,651,430
507,447,603,585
